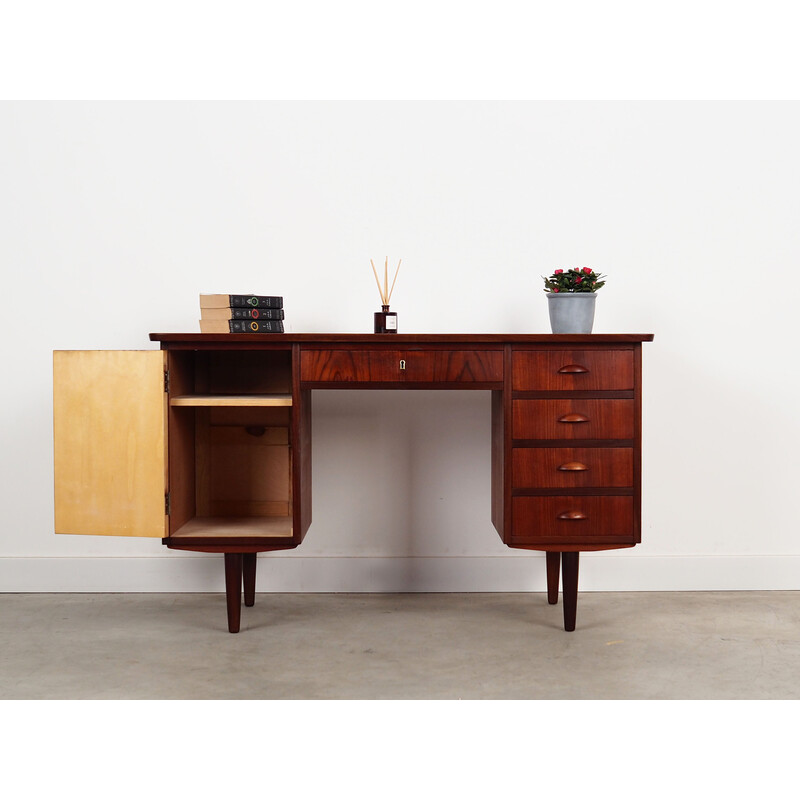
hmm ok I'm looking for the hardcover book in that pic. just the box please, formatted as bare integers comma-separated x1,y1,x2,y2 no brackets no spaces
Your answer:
200,307,285,320
200,294,283,309
199,319,285,333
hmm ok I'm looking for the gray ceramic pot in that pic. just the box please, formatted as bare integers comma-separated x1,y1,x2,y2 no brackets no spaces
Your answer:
547,292,597,334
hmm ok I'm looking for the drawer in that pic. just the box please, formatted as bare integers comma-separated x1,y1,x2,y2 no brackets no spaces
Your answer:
512,398,635,439
300,349,503,384
513,399,635,440
513,447,633,488
512,349,633,391
511,496,634,543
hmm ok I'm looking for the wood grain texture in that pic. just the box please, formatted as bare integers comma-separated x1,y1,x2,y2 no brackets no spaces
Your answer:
300,349,503,384
152,333,655,345
205,426,290,517
512,447,633,488
510,496,634,543
170,516,293,538
170,395,292,407
167,350,196,535
203,349,292,395
53,350,167,537
634,343,643,543
165,543,297,552
292,344,313,545
490,389,505,539
512,399,635,440
502,345,514,544
512,349,634,391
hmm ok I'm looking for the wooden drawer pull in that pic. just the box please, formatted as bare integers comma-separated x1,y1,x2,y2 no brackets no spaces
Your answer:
557,511,587,520
558,413,589,423
558,364,589,374
557,461,589,471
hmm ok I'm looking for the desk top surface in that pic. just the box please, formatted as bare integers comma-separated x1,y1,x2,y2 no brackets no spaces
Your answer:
150,333,654,345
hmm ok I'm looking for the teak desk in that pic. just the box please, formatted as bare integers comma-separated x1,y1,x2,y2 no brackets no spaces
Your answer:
53,333,653,632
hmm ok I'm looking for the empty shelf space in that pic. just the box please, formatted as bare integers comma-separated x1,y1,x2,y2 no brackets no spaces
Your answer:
170,394,292,407
170,516,293,538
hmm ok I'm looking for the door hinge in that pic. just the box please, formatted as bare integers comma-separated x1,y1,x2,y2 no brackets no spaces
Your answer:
164,370,170,393
165,492,171,515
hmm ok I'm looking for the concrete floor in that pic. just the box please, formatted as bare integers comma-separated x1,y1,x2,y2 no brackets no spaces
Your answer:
1,591,798,699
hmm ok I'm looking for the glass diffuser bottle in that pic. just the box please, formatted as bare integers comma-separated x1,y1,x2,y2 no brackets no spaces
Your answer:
374,304,397,333
370,257,401,334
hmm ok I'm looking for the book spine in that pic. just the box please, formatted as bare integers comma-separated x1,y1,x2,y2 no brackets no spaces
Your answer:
232,307,284,320
229,295,284,308
229,320,285,333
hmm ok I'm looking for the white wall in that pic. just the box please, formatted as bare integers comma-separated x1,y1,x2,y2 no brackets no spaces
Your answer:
1,100,798,591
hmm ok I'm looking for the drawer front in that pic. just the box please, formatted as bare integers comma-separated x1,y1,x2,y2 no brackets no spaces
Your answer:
300,349,503,384
513,399,635,440
513,447,633,488
511,496,634,543
512,349,634,391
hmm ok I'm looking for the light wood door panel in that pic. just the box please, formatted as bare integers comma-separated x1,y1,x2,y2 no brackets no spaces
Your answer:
54,350,167,537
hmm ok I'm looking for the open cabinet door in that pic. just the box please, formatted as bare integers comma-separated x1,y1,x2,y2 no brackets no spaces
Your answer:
54,350,167,537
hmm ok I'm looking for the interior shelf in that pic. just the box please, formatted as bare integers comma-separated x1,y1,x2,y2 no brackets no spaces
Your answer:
170,394,292,407
171,516,293,538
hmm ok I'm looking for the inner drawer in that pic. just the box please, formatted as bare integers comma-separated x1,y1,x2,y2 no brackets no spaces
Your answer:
513,399,635,440
513,447,633,488
300,349,503,384
512,349,634,391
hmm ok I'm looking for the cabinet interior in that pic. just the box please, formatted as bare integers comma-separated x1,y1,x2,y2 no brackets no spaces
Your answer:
167,349,294,539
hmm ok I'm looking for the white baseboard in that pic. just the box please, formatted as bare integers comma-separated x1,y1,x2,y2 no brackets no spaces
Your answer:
1,554,799,592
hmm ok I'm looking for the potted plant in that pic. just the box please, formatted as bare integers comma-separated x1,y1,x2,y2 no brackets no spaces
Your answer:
542,267,606,333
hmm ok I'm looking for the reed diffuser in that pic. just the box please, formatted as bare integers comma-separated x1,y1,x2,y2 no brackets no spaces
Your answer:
370,257,401,333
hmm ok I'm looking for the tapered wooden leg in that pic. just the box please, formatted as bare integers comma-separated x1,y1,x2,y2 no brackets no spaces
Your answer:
561,552,580,632
243,553,257,607
224,553,243,633
546,552,560,604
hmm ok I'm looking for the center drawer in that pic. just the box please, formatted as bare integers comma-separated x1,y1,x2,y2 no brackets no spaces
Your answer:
300,349,503,384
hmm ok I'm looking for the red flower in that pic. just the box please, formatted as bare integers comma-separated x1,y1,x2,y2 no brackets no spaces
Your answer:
583,267,592,275
553,288,560,292
575,277,583,283
554,269,563,275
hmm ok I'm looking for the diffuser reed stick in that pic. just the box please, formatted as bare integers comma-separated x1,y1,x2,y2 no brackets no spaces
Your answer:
370,259,386,304
370,257,401,305
387,259,401,303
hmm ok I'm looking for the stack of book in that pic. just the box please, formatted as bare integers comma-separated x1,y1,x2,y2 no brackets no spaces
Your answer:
199,294,286,333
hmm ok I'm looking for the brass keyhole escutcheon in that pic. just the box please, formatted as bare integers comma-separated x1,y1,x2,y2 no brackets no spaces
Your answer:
399,359,406,370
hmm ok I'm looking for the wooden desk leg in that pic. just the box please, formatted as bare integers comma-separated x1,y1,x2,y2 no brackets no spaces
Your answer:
546,552,560,604
243,553,257,607
561,552,579,632
224,553,243,634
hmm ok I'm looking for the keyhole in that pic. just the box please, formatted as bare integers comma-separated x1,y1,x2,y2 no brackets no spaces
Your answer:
399,359,406,370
